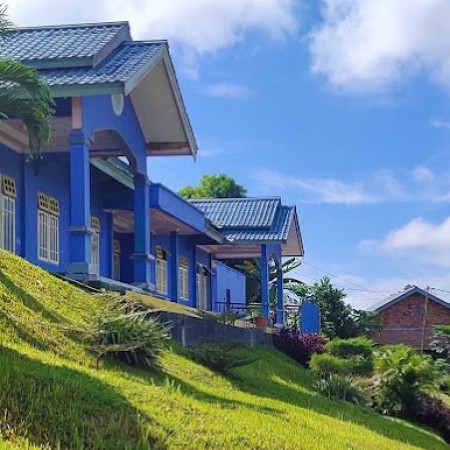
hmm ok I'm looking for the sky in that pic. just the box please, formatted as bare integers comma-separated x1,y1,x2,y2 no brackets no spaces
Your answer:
9,0,450,309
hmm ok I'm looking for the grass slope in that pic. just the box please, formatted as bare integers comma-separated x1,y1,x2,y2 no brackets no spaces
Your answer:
0,250,447,450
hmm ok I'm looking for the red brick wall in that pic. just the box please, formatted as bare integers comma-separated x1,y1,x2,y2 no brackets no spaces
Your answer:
373,293,450,349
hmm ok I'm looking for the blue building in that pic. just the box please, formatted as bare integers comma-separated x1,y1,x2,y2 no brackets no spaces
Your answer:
0,22,304,322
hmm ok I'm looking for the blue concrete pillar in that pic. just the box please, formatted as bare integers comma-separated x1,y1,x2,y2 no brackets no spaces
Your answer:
260,244,270,318
189,245,197,307
276,267,284,325
67,130,92,274
131,173,154,290
169,231,179,302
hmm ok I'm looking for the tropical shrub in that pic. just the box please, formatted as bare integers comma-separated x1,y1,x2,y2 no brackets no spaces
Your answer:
372,345,444,416
314,374,367,405
273,330,326,366
310,353,353,375
187,343,257,374
431,324,450,362
311,337,374,376
413,394,450,443
81,298,171,370
325,337,374,359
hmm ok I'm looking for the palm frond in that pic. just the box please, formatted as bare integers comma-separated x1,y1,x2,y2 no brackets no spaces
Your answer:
0,59,54,159
0,3,13,38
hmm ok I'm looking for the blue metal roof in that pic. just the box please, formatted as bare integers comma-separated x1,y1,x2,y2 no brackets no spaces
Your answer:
0,22,130,67
39,41,164,88
221,206,295,242
190,198,296,243
190,197,281,229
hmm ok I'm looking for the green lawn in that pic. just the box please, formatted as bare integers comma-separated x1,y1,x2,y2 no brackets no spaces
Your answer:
0,250,447,449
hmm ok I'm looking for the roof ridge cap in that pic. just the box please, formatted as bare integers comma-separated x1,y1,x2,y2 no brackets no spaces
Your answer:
15,21,129,31
190,196,281,202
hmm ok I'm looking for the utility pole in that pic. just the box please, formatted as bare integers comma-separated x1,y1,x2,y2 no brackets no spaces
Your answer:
420,286,430,353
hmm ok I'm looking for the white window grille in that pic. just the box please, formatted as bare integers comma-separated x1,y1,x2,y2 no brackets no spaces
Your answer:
37,193,59,264
178,256,189,300
196,265,209,310
156,246,168,294
0,175,16,253
113,239,120,281
91,216,100,273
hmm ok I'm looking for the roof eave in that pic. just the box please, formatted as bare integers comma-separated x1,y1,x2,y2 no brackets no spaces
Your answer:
49,81,125,98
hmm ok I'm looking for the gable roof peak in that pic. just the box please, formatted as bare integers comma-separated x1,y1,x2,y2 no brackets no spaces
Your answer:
368,285,450,312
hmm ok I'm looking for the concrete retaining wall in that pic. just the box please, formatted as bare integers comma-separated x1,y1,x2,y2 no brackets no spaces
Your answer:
163,312,273,347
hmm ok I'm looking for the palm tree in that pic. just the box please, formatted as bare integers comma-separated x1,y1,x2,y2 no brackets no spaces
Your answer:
0,4,54,159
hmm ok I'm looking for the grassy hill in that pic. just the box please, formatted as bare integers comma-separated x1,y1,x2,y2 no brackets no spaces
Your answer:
0,250,447,450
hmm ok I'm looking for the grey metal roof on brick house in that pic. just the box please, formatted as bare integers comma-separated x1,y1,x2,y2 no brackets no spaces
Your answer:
190,197,304,255
368,285,450,312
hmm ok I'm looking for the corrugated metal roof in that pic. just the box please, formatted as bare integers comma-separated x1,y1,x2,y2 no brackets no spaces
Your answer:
39,41,164,87
368,285,450,312
190,198,295,243
0,22,128,64
222,206,295,242
190,197,280,229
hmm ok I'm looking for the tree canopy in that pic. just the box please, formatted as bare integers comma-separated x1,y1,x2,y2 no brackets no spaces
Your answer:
0,4,54,159
179,174,247,199
291,276,381,339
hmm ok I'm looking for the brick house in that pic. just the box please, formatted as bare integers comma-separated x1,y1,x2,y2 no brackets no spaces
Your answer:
369,286,450,349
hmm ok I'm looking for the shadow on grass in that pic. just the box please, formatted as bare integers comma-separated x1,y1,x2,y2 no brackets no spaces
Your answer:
110,356,283,418
0,346,169,450
0,268,66,324
227,348,446,450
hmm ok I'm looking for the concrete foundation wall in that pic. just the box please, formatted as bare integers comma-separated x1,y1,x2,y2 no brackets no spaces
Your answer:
164,312,273,347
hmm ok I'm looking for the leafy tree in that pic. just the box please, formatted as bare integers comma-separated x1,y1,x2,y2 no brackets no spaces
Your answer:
233,257,302,304
179,174,246,199
0,4,54,159
290,277,380,339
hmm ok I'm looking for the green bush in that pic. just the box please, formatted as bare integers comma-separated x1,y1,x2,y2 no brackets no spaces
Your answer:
314,374,367,405
325,337,374,359
373,345,445,416
187,343,257,374
310,353,353,375
310,353,373,376
81,298,171,370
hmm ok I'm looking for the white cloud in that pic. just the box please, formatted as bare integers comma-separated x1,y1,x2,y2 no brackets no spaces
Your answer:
8,0,298,59
201,82,255,100
253,168,374,205
310,0,450,92
251,165,450,205
412,165,435,183
360,216,450,267
430,119,450,130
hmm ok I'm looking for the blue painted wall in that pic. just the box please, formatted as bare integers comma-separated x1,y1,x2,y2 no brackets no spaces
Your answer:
24,153,71,272
212,262,246,312
0,145,23,255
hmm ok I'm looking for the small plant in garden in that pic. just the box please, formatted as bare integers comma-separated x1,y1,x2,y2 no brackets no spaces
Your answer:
273,330,326,366
372,345,444,416
314,375,367,406
77,297,171,370
187,343,257,374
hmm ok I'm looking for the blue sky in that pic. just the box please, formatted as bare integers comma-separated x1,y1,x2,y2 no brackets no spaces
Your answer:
10,0,450,308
